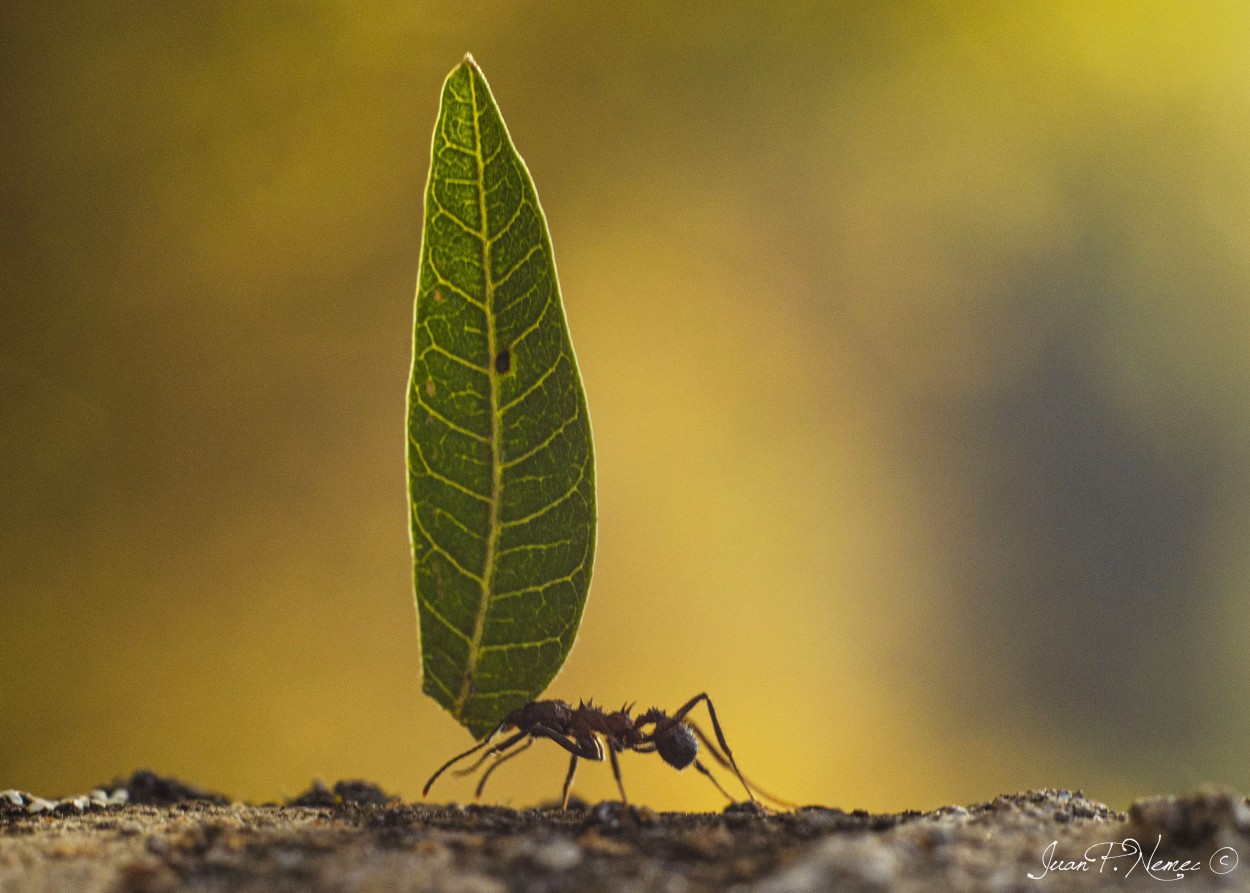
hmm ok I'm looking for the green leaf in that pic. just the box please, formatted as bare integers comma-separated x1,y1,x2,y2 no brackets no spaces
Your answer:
407,55,596,739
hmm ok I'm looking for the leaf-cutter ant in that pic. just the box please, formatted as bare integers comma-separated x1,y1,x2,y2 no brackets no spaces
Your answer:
424,692,785,809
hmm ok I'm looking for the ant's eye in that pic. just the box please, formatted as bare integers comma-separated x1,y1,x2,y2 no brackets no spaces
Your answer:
656,724,698,770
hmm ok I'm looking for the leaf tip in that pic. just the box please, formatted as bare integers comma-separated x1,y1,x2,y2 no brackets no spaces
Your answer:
461,51,479,70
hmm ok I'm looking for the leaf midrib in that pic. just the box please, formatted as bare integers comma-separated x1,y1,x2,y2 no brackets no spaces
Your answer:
453,62,501,717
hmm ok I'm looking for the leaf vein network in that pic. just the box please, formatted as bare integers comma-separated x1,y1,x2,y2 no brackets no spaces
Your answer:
412,507,486,585
419,340,489,375
412,390,490,443
491,562,589,603
491,244,543,290
501,407,580,470
426,261,486,310
488,198,530,246
417,596,473,646
408,435,492,503
500,459,590,529
500,357,564,415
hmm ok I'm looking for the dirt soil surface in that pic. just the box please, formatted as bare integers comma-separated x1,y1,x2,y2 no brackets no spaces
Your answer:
3,772,1249,892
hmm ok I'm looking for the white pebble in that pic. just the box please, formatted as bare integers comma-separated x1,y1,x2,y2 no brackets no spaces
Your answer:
532,838,582,871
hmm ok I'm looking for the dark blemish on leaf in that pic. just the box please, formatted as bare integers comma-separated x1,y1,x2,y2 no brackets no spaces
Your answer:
425,379,436,397
495,348,511,374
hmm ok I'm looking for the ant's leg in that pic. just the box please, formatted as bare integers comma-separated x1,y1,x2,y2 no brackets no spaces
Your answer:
474,738,534,798
692,759,736,803
668,693,758,805
687,722,795,809
560,754,579,809
607,744,628,805
529,725,603,760
453,730,530,778
523,725,598,809
423,723,511,797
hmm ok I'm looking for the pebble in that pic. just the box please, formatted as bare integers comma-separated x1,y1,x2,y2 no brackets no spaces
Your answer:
7,787,129,815
531,837,582,871
27,797,59,814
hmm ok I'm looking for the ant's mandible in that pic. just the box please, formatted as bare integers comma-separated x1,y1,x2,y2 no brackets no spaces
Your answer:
423,693,778,809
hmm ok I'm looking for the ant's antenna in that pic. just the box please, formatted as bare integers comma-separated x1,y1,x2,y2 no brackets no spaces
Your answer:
423,721,513,797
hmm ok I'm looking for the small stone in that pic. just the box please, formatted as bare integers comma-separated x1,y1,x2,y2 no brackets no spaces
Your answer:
1,790,24,806
681,825,734,858
576,829,633,857
531,837,582,871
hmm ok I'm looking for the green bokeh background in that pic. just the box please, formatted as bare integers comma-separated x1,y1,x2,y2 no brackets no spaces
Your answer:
4,3,1250,811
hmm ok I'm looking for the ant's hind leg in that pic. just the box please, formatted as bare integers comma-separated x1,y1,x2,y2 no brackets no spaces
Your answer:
688,723,794,809
560,754,579,809
670,693,758,806
691,759,736,803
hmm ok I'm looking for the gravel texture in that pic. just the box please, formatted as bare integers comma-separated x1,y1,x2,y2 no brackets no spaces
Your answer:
3,772,1249,891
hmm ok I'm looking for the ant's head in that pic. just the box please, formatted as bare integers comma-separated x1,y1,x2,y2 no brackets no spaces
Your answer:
653,720,699,770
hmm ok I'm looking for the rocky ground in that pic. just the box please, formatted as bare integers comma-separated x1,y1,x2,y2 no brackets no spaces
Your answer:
3,772,1249,891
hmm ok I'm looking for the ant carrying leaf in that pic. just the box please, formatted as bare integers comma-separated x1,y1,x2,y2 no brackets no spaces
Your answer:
424,693,791,810
409,57,786,810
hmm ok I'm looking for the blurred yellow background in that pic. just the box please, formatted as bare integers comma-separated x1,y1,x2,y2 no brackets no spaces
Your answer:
4,3,1250,813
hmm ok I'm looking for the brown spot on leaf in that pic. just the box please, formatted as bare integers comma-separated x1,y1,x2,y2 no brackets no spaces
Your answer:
495,348,511,374
433,289,445,303
425,379,436,397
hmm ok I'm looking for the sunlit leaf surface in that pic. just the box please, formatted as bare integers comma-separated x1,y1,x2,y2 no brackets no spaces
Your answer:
408,55,596,738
